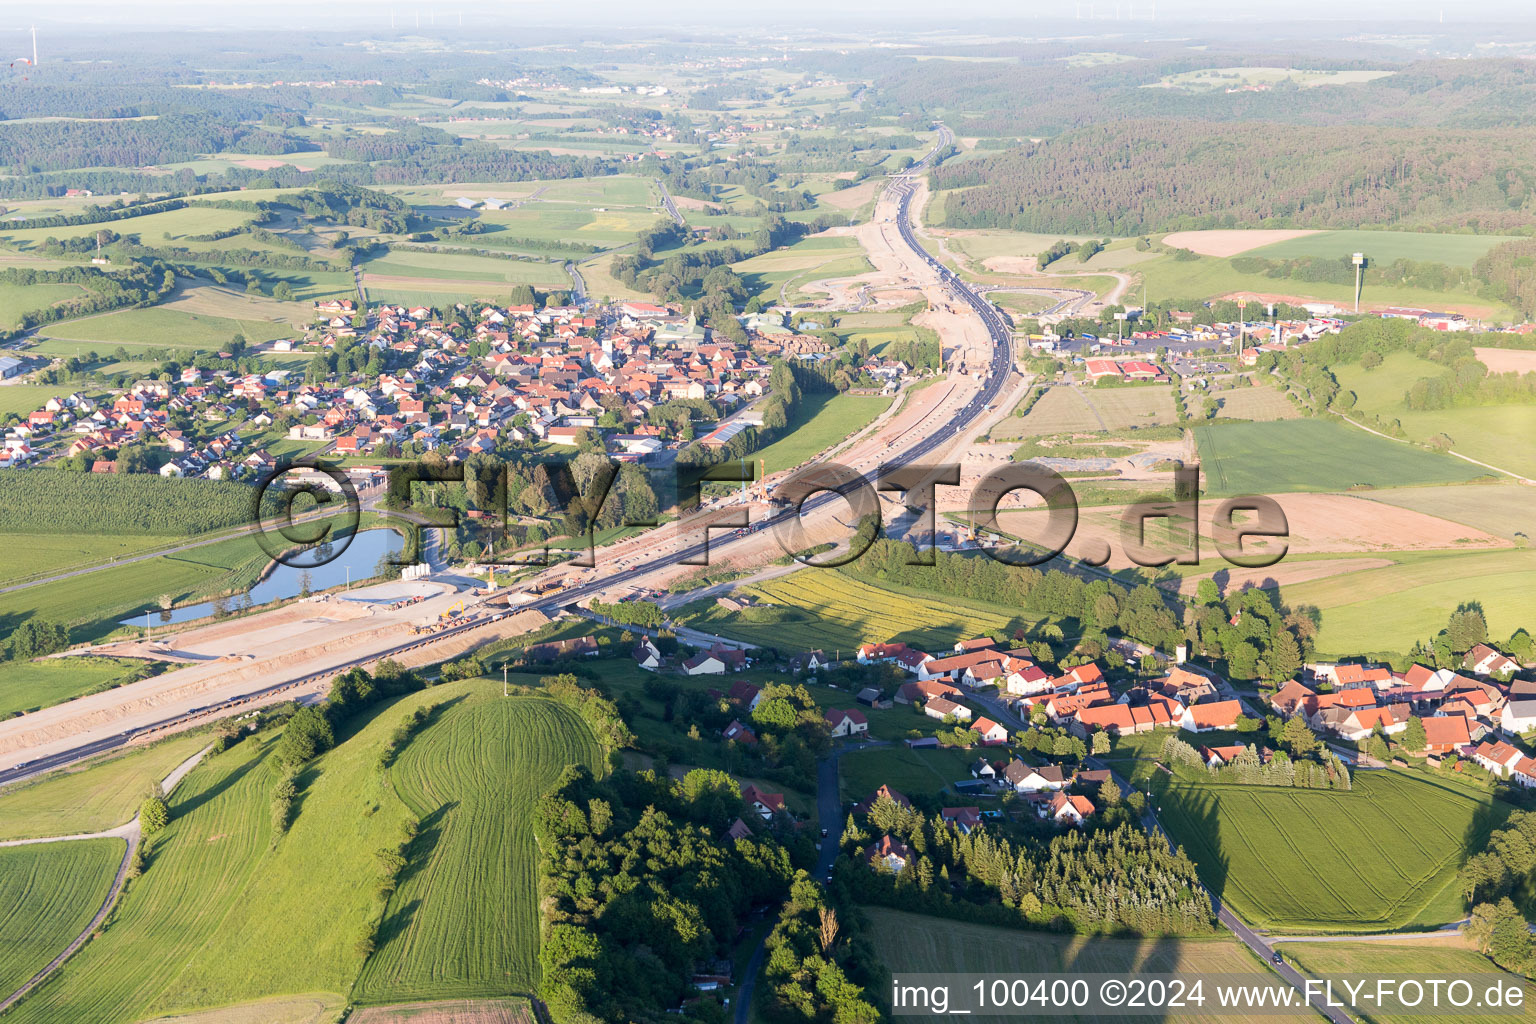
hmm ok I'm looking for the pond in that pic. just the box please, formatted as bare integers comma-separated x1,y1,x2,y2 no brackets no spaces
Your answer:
122,527,405,627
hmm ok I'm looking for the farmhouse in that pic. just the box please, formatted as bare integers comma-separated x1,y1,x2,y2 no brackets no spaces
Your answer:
1421,714,1472,754
896,678,962,705
1465,644,1520,679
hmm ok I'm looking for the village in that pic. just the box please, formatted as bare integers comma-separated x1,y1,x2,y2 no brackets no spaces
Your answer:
610,618,1536,878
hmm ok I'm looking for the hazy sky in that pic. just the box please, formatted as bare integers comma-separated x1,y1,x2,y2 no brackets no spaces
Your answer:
7,0,1536,30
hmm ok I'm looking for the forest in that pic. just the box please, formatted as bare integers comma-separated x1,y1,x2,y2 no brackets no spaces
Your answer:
932,120,1536,235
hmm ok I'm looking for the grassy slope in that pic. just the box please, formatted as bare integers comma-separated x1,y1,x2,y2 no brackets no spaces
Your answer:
1192,419,1486,496
37,306,298,348
0,656,152,719
0,732,210,841
0,840,123,999
1157,771,1503,932
353,690,602,1003
1250,230,1519,268
3,696,438,1021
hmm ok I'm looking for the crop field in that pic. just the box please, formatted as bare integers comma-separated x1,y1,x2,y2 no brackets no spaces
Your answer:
1211,385,1301,421
691,570,1040,652
1157,771,1502,932
0,655,153,719
1193,420,1486,496
1279,549,1536,656
1363,483,1533,541
0,732,210,841
995,384,1175,439
474,207,655,249
353,691,603,1004
350,999,533,1024
0,840,123,1000
134,995,342,1024
1393,406,1536,480
1281,940,1536,1024
37,305,302,348
362,249,570,287
751,392,890,475
866,908,1285,1024
1251,229,1519,268
2,691,457,1023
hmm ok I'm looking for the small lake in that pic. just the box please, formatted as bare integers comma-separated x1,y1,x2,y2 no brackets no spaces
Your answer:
123,528,406,628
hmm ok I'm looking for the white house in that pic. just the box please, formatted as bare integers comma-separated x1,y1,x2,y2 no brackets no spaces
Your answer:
923,697,972,723
825,708,869,738
1003,761,1066,793
1501,700,1536,736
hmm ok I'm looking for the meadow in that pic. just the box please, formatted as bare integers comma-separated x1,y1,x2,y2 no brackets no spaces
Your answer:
751,392,890,476
837,744,982,803
1278,549,1536,656
1136,252,1513,319
37,304,302,350
1250,229,1520,268
0,532,271,643
0,840,123,1000
1157,770,1502,932
0,732,210,841
0,282,87,330
1192,420,1487,496
0,206,254,250
994,384,1175,439
353,691,602,1004
0,655,154,719
866,908,1287,1024
0,385,66,419
686,570,1039,652
1280,940,1536,1024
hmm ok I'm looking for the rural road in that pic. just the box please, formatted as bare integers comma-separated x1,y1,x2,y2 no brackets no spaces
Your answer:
0,743,212,1015
1334,412,1534,484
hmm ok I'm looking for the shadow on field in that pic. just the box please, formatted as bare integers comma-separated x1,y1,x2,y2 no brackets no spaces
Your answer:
170,738,265,819
1156,784,1229,907
375,897,423,950
398,799,457,887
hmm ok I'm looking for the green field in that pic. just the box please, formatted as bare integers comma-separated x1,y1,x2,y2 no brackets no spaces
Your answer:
1212,385,1302,421
0,690,453,1022
0,532,270,643
0,206,253,250
0,385,65,419
1279,549,1536,656
995,384,1175,439
0,532,185,588
866,908,1283,1024
1362,483,1534,541
1281,940,1536,1024
1193,420,1487,496
1251,230,1520,268
0,282,87,330
0,840,123,1000
353,690,603,1004
0,733,210,841
37,305,300,348
1158,771,1503,932
686,570,1039,652
838,744,983,803
752,392,890,475
0,655,154,719
1137,252,1512,319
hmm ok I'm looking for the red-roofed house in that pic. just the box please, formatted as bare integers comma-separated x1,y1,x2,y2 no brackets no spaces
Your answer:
868,834,911,872
971,717,1009,745
1179,699,1245,733
1421,715,1472,754
854,785,913,815
741,784,786,819
940,807,982,834
1048,791,1095,826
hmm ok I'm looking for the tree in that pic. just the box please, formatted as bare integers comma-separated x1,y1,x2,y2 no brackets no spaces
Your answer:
818,906,839,953
1403,715,1427,752
139,795,169,834
271,281,295,301
1281,714,1318,757
276,705,334,766
1267,629,1303,683
1195,578,1220,606
7,618,69,660
1100,779,1122,805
